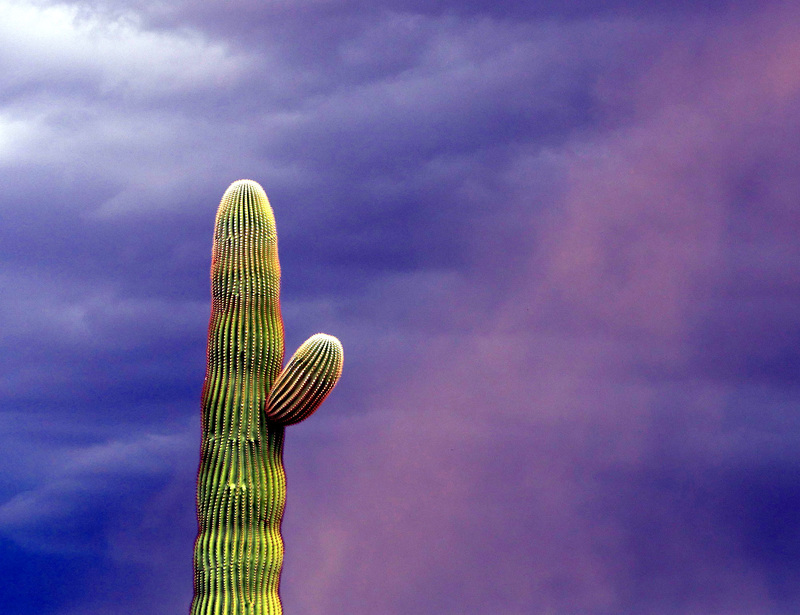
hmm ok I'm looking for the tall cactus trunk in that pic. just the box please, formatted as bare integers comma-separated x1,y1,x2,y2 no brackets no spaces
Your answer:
191,180,343,615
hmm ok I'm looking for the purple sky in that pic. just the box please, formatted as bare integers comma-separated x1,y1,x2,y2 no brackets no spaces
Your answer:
1,1,799,613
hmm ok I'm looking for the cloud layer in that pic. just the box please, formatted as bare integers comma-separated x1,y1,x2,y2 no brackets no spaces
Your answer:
1,1,799,614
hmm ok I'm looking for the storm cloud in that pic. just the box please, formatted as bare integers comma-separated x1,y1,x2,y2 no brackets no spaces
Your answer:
1,1,799,613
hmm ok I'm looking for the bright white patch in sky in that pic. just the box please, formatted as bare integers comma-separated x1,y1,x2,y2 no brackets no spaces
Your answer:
0,0,250,96
0,0,254,188
0,112,38,162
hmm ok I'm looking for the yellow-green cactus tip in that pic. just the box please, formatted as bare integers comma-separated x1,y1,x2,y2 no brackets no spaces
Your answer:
266,333,344,426
229,178,264,190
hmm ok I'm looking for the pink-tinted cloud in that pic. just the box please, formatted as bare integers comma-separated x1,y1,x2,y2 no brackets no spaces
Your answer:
279,5,800,614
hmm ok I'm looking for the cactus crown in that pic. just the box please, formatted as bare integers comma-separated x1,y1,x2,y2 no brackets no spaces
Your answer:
191,179,343,615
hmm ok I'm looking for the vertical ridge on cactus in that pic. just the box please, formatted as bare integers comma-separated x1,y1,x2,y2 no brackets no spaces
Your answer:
191,180,343,615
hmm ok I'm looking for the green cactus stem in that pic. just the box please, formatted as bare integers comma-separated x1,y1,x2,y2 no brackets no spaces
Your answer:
190,179,343,615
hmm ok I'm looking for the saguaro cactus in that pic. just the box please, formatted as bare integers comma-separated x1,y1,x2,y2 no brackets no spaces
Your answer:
191,179,344,615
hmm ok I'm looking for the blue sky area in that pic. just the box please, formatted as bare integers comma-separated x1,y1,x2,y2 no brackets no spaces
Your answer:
1,1,799,613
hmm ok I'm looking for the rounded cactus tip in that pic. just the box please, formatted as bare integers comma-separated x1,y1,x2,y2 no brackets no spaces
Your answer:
229,178,261,188
214,178,275,235
303,333,344,375
296,333,344,379
308,332,343,348
222,178,268,198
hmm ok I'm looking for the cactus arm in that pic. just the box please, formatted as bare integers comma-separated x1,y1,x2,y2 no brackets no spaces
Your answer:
267,334,344,426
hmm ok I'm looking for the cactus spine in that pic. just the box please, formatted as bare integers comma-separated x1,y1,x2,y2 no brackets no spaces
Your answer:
191,180,343,615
